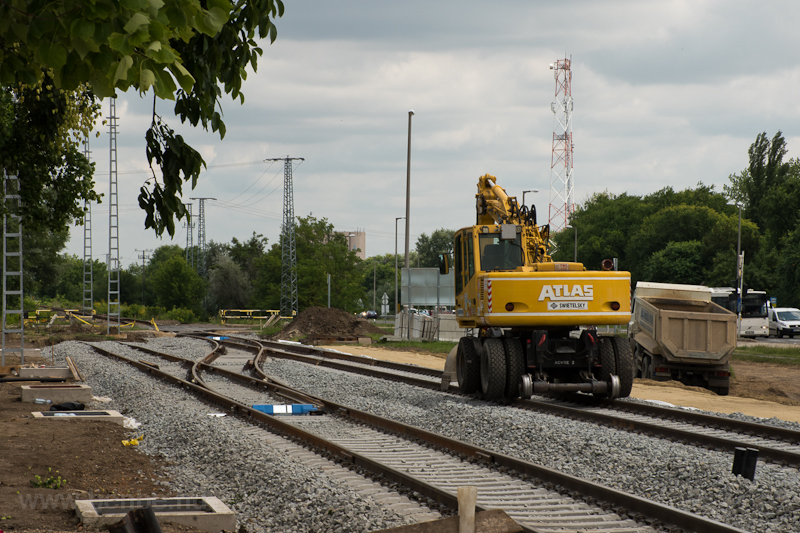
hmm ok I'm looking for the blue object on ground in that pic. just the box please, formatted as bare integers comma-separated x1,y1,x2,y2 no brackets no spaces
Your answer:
252,404,317,415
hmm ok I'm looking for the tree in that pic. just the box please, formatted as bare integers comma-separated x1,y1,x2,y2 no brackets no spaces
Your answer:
1,0,285,235
642,241,707,285
415,229,455,268
249,216,365,312
149,255,206,311
208,255,252,311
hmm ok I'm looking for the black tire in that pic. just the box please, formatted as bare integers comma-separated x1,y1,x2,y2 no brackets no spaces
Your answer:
481,338,507,400
456,337,481,394
642,355,654,380
503,337,525,399
597,336,616,383
611,337,634,398
779,329,784,338
711,386,730,396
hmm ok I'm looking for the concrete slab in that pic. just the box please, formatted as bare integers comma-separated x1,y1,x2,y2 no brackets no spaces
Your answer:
75,496,235,531
19,367,73,379
0,348,43,359
31,410,125,425
21,384,92,403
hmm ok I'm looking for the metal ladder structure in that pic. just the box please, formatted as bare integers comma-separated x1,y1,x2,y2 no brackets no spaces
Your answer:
107,98,120,334
266,156,304,317
189,197,215,277
2,173,24,365
184,202,194,268
83,136,94,317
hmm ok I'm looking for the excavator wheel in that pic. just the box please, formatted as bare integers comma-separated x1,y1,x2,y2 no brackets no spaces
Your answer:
611,337,634,398
595,337,616,399
456,337,482,394
480,338,507,400
502,337,525,399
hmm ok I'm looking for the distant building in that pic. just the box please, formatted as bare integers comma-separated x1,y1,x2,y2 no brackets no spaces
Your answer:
337,230,366,260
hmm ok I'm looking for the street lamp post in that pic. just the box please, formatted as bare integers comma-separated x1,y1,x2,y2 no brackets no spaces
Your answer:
728,202,743,336
565,224,577,262
404,111,414,270
395,217,405,315
522,189,539,209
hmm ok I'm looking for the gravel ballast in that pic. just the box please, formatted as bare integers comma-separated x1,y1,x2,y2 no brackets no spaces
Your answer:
59,337,800,532
59,340,414,533
256,352,800,533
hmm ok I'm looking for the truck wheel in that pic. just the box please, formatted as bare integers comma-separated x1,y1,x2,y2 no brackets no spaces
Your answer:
457,337,482,394
611,337,634,398
595,337,616,398
481,338,507,400
503,337,525,399
711,386,730,396
597,337,616,383
642,355,654,380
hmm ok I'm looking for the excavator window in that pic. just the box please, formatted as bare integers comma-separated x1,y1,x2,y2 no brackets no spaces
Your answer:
466,233,475,280
454,233,463,295
479,234,524,271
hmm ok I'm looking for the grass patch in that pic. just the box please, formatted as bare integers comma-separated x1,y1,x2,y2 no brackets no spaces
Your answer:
732,345,800,366
377,338,457,354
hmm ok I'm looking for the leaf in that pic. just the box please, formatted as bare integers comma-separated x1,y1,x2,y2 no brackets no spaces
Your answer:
168,61,195,92
124,13,150,34
139,68,156,92
202,7,229,35
108,33,133,54
69,18,95,41
120,0,148,9
113,55,134,84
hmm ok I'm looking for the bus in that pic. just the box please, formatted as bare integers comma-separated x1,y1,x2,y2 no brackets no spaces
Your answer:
710,288,769,337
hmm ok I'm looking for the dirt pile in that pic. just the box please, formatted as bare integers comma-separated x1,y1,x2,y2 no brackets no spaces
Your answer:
277,306,385,340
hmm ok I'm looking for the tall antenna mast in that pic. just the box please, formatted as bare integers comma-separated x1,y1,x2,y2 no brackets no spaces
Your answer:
548,56,574,233
265,156,304,317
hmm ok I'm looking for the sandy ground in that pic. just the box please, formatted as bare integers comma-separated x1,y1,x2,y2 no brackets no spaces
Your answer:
335,345,800,424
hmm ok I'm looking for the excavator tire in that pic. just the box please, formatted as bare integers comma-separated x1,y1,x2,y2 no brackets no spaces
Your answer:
481,338,507,400
456,337,481,394
611,337,634,398
595,337,616,399
503,337,525,399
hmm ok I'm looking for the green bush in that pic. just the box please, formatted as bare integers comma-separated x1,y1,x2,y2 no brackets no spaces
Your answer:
165,308,197,323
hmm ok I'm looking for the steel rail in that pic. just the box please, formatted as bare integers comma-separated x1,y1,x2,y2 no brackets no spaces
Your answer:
119,341,323,409
89,341,749,533
250,338,752,533
233,335,800,466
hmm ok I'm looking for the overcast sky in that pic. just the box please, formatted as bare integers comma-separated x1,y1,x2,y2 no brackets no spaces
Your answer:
64,0,800,268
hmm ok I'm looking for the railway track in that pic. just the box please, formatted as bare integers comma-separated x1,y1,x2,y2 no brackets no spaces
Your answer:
84,337,752,533
224,335,800,468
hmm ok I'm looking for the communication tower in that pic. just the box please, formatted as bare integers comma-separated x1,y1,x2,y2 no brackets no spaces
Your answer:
548,57,574,233
183,202,194,268
265,156,304,317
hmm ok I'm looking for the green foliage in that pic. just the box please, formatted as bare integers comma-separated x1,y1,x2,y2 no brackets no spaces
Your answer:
642,241,706,285
30,468,66,489
1,0,285,236
733,346,800,366
207,254,252,311
148,255,206,312
415,229,455,268
165,307,198,323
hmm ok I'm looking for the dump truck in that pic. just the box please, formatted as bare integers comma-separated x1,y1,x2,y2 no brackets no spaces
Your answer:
628,281,735,395
440,174,634,400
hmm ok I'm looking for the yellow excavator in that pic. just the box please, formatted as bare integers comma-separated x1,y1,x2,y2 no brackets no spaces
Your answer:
440,174,634,400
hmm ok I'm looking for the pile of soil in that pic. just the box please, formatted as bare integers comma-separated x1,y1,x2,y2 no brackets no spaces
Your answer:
277,306,385,340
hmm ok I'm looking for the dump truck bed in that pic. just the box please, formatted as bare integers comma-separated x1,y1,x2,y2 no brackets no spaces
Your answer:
632,295,736,364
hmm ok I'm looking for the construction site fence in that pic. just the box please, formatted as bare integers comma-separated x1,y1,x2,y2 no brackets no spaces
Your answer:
219,309,296,324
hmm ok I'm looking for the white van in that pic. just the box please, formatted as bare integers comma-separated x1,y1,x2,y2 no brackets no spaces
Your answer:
768,307,800,338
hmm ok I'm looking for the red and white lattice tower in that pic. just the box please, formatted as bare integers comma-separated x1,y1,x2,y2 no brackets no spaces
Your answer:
548,57,574,233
